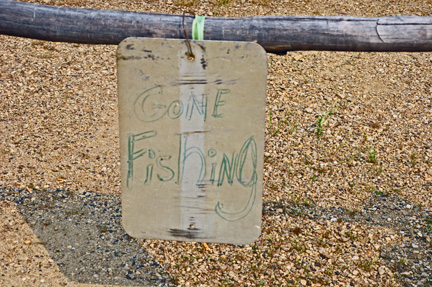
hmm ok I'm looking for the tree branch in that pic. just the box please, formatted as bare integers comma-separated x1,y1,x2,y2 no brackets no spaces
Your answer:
1,0,432,53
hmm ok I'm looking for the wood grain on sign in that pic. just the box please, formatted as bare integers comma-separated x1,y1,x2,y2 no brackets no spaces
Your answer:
117,38,267,244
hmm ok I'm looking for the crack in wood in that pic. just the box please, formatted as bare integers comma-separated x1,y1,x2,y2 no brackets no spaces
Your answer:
376,19,385,43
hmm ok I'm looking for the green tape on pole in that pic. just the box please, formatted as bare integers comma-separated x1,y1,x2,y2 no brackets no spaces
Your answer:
192,15,205,40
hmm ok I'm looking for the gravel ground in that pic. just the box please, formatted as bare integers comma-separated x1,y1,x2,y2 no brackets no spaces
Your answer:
0,188,175,286
1,0,432,286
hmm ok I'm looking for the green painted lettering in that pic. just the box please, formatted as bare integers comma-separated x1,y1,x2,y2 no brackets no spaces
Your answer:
212,89,229,118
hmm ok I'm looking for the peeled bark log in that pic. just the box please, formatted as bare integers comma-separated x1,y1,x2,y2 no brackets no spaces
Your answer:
1,0,432,53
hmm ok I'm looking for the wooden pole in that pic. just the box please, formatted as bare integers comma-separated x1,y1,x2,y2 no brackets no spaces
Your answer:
1,0,432,53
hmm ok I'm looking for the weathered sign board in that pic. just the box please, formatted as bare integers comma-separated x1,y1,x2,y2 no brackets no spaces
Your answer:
117,38,267,244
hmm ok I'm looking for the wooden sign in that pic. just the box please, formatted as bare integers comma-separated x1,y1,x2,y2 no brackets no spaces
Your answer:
117,38,267,244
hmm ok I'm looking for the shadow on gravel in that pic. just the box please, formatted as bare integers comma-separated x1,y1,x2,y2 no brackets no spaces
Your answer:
0,187,176,287
2,186,431,286
265,192,432,286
